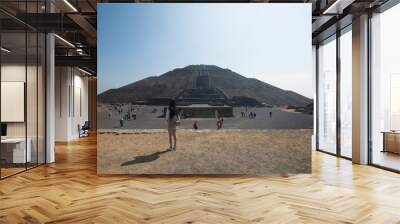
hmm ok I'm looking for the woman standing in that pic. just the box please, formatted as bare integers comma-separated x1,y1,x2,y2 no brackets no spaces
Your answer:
166,100,178,150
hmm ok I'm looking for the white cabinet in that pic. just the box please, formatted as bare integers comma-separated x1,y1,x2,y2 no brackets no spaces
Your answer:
1,138,32,163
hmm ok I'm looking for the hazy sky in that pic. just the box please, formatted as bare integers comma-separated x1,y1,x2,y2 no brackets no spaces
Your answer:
98,3,313,98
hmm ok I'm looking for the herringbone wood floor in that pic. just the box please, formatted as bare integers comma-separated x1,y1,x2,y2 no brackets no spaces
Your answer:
1,135,400,224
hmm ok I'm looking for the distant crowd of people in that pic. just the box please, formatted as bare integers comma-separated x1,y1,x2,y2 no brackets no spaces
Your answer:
240,110,273,119
106,103,274,129
241,111,257,119
105,103,141,127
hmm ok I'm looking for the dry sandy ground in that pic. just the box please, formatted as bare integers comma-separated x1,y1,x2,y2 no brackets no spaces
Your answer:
97,129,312,175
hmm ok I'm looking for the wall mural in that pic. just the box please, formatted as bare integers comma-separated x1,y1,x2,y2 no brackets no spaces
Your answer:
97,3,313,175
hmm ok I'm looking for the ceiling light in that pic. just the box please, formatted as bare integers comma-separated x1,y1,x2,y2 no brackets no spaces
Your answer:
63,0,78,12
323,0,354,15
1,47,11,53
54,34,75,48
76,48,85,55
78,67,93,76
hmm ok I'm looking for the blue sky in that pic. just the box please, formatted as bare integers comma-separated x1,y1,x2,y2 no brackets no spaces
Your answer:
98,3,312,98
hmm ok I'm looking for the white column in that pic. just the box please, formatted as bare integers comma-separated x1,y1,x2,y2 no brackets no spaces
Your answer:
352,14,369,164
45,0,56,163
46,33,55,163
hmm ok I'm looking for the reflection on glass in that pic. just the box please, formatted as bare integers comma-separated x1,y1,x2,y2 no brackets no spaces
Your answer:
318,37,337,154
27,31,38,169
390,75,400,130
371,3,400,171
340,30,352,158
0,1,47,179
1,32,27,177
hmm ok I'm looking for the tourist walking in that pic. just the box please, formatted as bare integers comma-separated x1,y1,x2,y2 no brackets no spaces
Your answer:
120,118,124,127
217,116,224,129
166,100,179,150
214,110,219,119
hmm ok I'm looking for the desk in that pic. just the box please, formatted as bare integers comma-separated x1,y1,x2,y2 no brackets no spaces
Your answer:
382,131,400,154
1,138,31,163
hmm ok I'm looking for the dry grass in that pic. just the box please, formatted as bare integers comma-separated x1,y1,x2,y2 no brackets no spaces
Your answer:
97,129,312,175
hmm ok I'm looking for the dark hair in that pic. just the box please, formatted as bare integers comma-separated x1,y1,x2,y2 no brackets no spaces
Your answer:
169,100,176,119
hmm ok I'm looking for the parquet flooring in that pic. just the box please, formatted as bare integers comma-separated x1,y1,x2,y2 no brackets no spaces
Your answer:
1,135,400,223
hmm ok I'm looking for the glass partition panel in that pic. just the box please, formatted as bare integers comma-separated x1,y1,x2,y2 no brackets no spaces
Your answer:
38,33,46,165
339,29,352,158
318,36,337,154
27,31,38,169
371,4,400,171
0,1,46,179
1,32,27,177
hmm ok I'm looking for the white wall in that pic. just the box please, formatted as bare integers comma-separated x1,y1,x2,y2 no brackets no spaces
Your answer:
71,73,89,138
55,67,89,141
55,67,69,141
1,65,26,139
1,65,41,137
